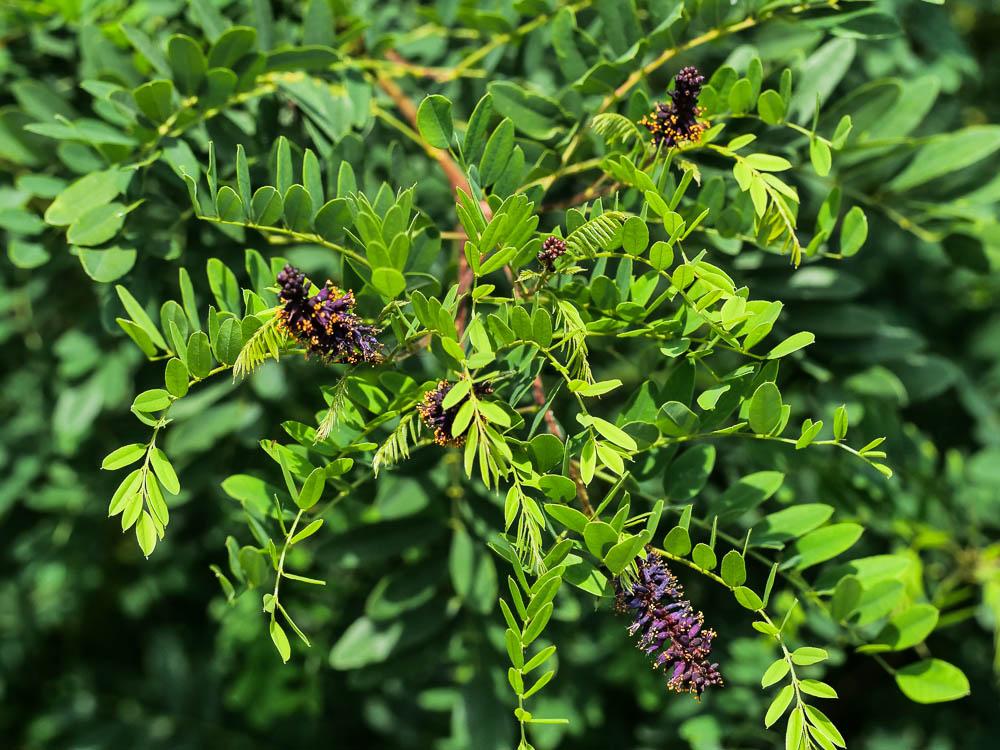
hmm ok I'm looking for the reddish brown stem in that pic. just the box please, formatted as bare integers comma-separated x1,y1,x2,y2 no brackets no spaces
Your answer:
379,53,590,515
377,68,472,198
531,372,593,516
532,375,563,440
377,54,490,337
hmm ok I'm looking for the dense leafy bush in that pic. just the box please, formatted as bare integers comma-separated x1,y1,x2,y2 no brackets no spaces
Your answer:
2,1,999,748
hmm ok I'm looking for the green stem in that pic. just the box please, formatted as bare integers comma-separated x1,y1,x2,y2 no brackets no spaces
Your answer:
272,509,304,606
444,1,593,81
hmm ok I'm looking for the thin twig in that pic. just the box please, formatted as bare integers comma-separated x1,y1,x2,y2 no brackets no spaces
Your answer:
376,54,493,336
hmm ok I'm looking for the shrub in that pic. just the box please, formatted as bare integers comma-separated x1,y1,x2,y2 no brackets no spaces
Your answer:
2,1,998,748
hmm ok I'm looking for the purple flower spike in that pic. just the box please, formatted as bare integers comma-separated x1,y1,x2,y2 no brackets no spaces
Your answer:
276,264,382,365
417,380,494,447
615,551,723,697
640,66,707,149
537,236,567,271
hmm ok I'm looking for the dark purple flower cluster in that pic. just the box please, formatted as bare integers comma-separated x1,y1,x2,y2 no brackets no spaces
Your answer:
537,236,567,271
418,379,494,447
616,551,723,697
640,66,706,148
276,264,381,365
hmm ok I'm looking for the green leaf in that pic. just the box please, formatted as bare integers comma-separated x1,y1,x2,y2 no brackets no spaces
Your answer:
544,503,589,534
371,267,406,299
664,445,715,501
757,90,786,124
810,138,832,176
595,0,640,54
117,285,167,350
164,357,189,397
833,404,849,440
77,245,136,282
251,186,284,226
200,68,238,108
442,379,470,410
663,526,691,556
136,511,157,557
207,259,242,315
830,575,863,621
123,495,143,533
583,521,618,559
283,184,313,232
604,534,649,575
536,476,573,504
314,198,350,239
117,319,157,357
889,126,1000,191
214,317,243,365
186,331,212,378
480,118,514,185
463,94,494,165
744,154,792,172
150,448,180,494
867,604,939,652
621,216,649,254
796,419,823,449
67,202,129,246
785,708,804,750
765,685,794,727
767,331,815,360
832,115,853,148
167,34,207,95
755,504,833,545
522,602,552,645
133,389,172,412
840,206,868,257
530,434,564,472
177,268,200,333
799,680,838,699
791,646,828,665
208,27,256,68
416,94,454,149
792,523,863,570
7,239,49,269
721,550,747,586
588,416,637,451
121,25,171,75
216,186,245,222
102,444,147,470
748,382,783,434
523,645,556,674
761,658,790,687
275,136,293,195
718,471,784,517
692,543,717,571
296,468,325,510
235,144,253,216
894,659,970,704
270,619,291,663
734,586,763,610
290,518,323,545
729,78,753,114
649,240,674,270
134,79,176,123
45,168,130,227
790,38,856,123
569,379,621,397
487,81,566,140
